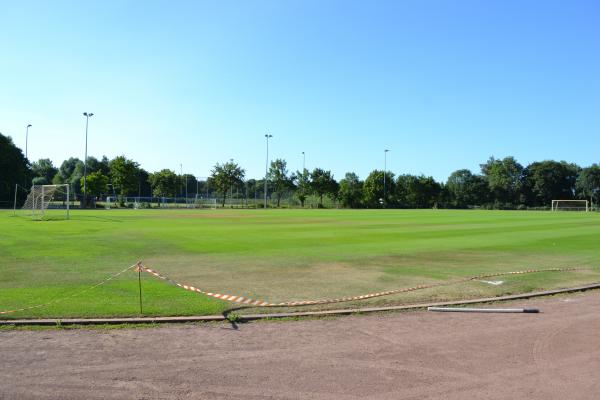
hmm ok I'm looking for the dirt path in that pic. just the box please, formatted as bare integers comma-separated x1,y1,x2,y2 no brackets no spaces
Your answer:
1,292,599,400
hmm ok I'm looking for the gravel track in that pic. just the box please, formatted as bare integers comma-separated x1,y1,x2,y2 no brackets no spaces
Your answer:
1,292,599,399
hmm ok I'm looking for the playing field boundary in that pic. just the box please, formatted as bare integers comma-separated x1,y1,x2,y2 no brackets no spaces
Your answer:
2,282,598,326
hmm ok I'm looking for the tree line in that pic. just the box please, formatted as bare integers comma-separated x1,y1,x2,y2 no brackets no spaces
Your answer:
2,132,599,209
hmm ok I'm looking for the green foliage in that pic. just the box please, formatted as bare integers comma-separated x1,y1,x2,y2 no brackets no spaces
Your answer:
80,171,109,196
109,156,140,197
211,160,245,206
54,158,84,194
226,312,242,323
294,169,311,208
148,169,179,197
480,156,524,207
31,158,58,185
523,161,580,206
180,174,197,198
397,175,442,208
0,133,31,206
138,168,152,197
446,169,489,208
576,164,600,207
363,170,394,208
267,159,294,207
339,172,363,208
85,156,110,176
309,168,338,207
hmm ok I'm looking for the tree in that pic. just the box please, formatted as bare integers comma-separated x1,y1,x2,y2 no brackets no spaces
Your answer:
31,159,58,186
267,159,294,207
109,156,140,197
480,156,524,208
576,164,600,208
210,160,245,206
148,169,179,197
0,133,31,206
53,157,84,194
522,161,580,206
446,169,489,208
84,156,106,176
80,171,109,196
395,174,442,208
138,168,152,197
294,169,311,208
339,172,363,208
309,168,338,207
363,170,395,208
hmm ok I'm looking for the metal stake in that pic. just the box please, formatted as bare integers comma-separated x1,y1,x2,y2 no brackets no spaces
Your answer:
138,266,143,315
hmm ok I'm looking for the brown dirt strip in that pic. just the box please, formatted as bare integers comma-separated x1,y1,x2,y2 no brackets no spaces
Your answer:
1,291,599,399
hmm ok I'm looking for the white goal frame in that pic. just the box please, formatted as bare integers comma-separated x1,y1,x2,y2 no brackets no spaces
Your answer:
551,200,589,212
15,184,70,219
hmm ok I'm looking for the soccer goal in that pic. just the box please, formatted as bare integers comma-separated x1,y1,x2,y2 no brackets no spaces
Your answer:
15,184,70,219
551,200,589,212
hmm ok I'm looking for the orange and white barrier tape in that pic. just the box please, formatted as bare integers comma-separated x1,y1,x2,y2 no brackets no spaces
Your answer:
139,264,580,307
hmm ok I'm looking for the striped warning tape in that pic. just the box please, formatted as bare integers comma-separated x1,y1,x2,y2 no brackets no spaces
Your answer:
139,264,581,307
0,263,140,315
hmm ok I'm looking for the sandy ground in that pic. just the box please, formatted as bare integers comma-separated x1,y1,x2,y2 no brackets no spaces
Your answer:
1,292,599,400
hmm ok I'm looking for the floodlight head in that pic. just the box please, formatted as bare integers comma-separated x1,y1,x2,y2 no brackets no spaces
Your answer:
385,149,390,152
83,112,94,117
27,124,32,128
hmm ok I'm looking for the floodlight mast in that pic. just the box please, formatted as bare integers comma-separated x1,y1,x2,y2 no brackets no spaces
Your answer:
264,134,272,209
384,149,390,207
25,124,32,159
302,151,305,171
82,112,94,207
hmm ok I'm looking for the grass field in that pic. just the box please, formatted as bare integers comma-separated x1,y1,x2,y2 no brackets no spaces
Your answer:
1,208,599,319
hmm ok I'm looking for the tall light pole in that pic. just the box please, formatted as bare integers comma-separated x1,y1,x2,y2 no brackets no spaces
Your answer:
264,134,273,208
25,124,32,159
384,149,390,207
302,151,305,171
82,112,94,205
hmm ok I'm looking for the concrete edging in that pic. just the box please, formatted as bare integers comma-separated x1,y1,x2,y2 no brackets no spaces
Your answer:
1,282,599,326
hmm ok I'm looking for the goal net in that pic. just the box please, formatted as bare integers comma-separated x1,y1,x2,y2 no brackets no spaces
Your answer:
17,184,70,219
551,200,589,212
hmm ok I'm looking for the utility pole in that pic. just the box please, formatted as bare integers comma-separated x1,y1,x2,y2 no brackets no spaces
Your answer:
384,149,390,207
264,134,272,208
302,151,305,171
82,113,94,207
25,124,32,159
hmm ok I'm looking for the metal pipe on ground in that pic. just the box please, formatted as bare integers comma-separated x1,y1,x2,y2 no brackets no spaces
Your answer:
428,307,539,313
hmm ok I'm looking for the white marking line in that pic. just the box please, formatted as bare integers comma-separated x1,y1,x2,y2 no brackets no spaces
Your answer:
480,280,504,286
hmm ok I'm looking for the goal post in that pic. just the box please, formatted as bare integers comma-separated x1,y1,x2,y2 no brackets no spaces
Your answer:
17,184,70,220
551,200,589,212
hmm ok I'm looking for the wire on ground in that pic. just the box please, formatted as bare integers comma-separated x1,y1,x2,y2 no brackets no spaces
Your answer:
0,263,140,315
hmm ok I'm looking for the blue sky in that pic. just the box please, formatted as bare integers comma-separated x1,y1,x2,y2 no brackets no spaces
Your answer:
1,0,598,181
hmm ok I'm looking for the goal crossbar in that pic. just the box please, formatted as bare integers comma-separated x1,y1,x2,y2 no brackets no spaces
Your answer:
551,200,589,212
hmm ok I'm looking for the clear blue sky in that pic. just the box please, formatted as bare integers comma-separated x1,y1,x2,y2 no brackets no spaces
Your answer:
1,0,598,181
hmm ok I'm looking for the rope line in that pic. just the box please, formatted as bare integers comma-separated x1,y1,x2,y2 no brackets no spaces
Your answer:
139,264,580,307
0,263,140,315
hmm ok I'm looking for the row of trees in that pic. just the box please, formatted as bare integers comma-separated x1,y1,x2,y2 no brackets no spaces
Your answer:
207,156,600,209
2,132,599,209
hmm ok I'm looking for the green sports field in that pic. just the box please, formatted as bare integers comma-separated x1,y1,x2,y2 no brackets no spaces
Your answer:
1,209,599,319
